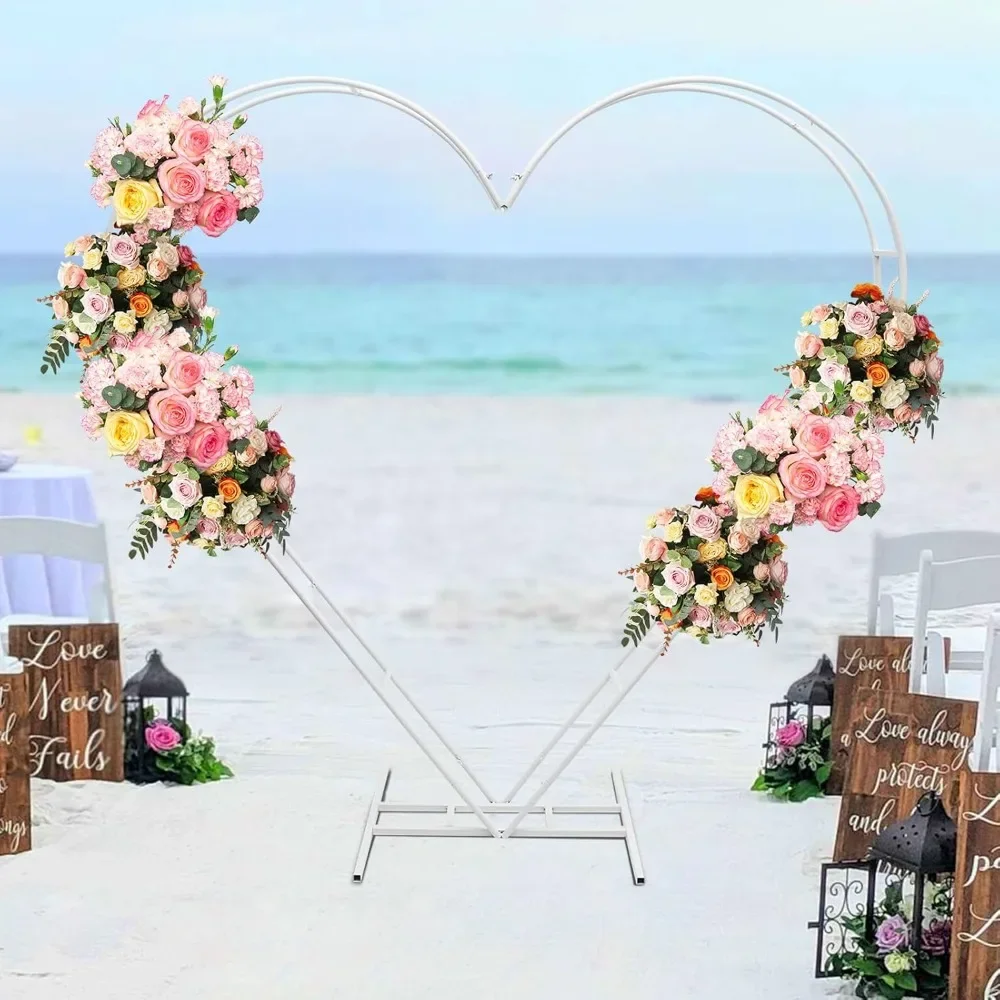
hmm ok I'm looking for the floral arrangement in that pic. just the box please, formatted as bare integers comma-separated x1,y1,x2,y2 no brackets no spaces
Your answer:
621,283,943,647
827,876,952,999
751,714,832,802
142,709,233,785
39,77,292,562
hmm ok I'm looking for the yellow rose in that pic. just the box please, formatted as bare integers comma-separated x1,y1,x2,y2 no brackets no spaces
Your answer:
64,241,78,257
117,265,147,290
112,178,163,227
103,410,153,456
82,248,104,271
800,310,814,327
819,317,840,340
112,311,137,334
693,584,718,607
697,538,728,562
664,520,683,543
733,474,782,519
853,335,883,359
200,496,225,519
206,452,235,475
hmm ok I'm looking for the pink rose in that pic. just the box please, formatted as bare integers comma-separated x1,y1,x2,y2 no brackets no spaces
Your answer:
148,390,197,437
641,536,668,562
663,564,694,594
758,393,788,415
130,332,154,350
715,615,741,636
926,354,944,382
244,519,265,540
794,333,823,359
871,300,889,315
158,158,207,206
842,302,877,335
172,290,189,309
170,475,202,508
653,507,675,526
775,720,807,749
223,530,248,549
816,485,860,533
147,254,172,282
795,414,835,457
145,721,181,752
136,95,169,120
893,403,920,425
753,563,771,582
633,569,651,592
196,517,220,539
178,245,196,268
82,290,114,322
106,234,140,267
107,333,132,352
914,314,933,336
811,305,831,323
189,283,208,310
173,119,214,163
277,471,295,497
883,322,907,351
58,262,86,289
818,360,850,387
737,607,760,629
197,191,240,237
789,365,806,389
141,481,158,504
260,475,277,494
689,605,713,628
769,558,789,585
164,352,207,394
778,452,828,500
52,295,70,321
728,527,752,555
687,506,721,541
909,359,926,378
187,421,230,470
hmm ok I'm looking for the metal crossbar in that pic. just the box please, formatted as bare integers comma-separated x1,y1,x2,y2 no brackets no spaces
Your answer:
267,546,668,883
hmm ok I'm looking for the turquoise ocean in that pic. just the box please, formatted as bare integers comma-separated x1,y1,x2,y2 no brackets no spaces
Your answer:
1,254,996,397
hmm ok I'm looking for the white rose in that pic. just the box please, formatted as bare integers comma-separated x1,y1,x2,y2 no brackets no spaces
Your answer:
693,584,718,607
850,381,874,403
892,310,916,341
818,317,840,340
248,428,268,453
883,951,915,975
154,239,180,269
818,360,850,388
113,311,137,334
723,582,753,614
230,494,260,525
200,496,225,519
664,520,683,543
880,379,908,410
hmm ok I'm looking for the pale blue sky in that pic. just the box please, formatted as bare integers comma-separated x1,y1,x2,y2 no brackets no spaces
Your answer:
2,0,999,254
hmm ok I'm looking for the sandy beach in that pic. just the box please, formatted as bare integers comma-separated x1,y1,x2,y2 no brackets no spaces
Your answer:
1,392,997,999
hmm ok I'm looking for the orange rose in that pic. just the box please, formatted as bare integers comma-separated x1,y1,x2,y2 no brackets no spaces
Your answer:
695,486,717,503
218,478,242,503
866,362,890,387
77,335,95,355
851,282,884,302
659,608,674,622
130,292,153,318
710,566,735,591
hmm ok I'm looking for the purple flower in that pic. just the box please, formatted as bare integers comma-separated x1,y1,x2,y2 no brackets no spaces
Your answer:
875,915,909,953
921,918,951,957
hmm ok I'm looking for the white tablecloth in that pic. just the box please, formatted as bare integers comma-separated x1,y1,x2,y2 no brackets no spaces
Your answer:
0,463,101,618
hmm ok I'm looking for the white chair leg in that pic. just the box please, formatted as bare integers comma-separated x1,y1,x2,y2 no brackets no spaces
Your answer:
924,631,946,697
877,592,896,636
974,616,1000,772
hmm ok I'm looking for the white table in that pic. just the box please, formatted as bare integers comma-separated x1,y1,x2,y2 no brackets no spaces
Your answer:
0,463,100,618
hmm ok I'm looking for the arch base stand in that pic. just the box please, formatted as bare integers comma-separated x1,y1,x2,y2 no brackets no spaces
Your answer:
353,767,645,885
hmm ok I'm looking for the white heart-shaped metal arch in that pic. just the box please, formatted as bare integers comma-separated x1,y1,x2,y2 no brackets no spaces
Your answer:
224,74,908,297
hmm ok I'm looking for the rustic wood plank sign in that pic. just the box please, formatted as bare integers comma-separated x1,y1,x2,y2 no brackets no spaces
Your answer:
9,624,123,783
951,771,1000,1000
0,672,31,855
833,689,976,862
827,636,914,796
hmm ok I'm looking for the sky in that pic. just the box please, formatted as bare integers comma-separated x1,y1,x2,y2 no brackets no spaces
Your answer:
1,0,999,254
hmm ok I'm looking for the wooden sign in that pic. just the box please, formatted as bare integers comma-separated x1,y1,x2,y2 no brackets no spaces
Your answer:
833,690,976,862
827,636,915,795
9,625,123,783
0,673,31,855
951,772,1000,1000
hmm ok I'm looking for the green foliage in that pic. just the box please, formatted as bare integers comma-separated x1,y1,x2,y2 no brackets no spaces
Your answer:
752,716,832,802
129,520,159,560
621,601,651,647
40,335,70,375
154,724,234,786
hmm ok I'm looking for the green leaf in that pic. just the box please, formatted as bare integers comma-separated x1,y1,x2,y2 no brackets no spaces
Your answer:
129,156,147,178
111,152,135,177
750,773,768,791
788,779,820,802
895,971,917,992
732,448,755,472
102,384,126,408
814,762,832,785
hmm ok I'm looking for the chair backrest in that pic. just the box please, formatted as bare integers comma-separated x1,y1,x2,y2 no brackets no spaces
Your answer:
0,516,115,621
868,531,1000,633
910,552,1000,693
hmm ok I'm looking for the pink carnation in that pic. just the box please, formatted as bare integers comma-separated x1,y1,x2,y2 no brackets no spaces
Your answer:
857,473,885,504
793,498,820,526
192,384,222,422
711,420,747,475
81,411,104,438
746,420,793,462
824,451,852,487
137,437,165,463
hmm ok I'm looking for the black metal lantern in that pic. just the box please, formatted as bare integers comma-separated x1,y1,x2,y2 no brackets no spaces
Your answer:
123,649,189,783
763,654,835,768
811,792,957,983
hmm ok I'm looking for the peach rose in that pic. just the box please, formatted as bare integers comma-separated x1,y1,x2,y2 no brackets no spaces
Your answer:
158,158,207,206
58,262,86,289
795,414,835,457
173,120,214,163
52,295,70,320
816,485,860,532
148,389,197,437
795,333,823,359
641,536,668,562
187,422,230,470
778,452,828,500
164,352,207,394
197,191,240,238
789,365,806,389
244,519,265,540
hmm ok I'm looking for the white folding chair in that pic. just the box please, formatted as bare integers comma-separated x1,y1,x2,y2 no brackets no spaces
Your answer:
868,531,1000,635
0,516,116,659
909,552,1000,697
972,614,1000,772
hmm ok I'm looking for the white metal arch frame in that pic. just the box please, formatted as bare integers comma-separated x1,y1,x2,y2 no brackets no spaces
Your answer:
230,76,910,883
225,74,907,296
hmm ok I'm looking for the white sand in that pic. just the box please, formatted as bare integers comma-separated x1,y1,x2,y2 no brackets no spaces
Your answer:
0,393,997,999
